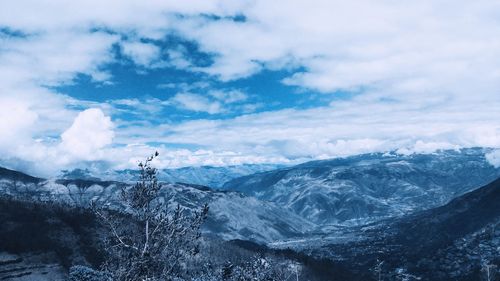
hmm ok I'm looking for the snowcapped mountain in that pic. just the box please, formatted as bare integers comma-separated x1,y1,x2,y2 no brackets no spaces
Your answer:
0,167,311,243
222,148,500,226
60,164,283,188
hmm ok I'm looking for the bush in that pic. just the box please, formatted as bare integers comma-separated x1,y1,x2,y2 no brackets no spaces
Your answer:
69,265,112,281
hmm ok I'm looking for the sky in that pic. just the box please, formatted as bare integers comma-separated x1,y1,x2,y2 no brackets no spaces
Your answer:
0,0,500,176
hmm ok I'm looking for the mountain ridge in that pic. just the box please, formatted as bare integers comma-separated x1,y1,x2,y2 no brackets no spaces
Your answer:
0,166,312,244
59,163,284,188
222,148,500,226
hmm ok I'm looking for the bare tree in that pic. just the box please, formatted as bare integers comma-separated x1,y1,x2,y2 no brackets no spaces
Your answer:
481,260,498,281
370,259,385,281
392,267,420,281
92,152,209,281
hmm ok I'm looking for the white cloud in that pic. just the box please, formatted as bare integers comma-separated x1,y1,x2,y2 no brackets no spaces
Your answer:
60,108,114,159
175,0,500,98
121,41,161,67
485,149,500,168
0,30,118,86
156,96,500,160
0,105,115,176
169,93,223,114
121,147,291,170
0,95,38,148
209,89,248,103
166,47,192,69
0,87,78,151
397,141,460,155
167,89,254,114
3,0,500,101
109,98,164,114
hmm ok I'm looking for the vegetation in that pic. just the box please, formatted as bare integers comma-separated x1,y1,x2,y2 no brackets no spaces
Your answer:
85,152,297,281
89,152,208,280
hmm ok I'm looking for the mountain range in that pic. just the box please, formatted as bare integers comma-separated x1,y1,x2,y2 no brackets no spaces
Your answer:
2,148,499,241
0,167,310,244
60,163,283,188
0,148,499,280
222,148,500,226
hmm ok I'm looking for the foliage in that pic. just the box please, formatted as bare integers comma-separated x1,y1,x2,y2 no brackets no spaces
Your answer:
192,254,297,281
91,152,209,281
69,265,112,281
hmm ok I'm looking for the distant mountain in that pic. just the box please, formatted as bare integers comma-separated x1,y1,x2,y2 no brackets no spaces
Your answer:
60,164,284,188
0,166,43,184
222,148,500,226
0,167,311,243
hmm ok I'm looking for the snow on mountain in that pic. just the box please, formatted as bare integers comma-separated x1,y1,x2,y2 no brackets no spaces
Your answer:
222,148,500,226
0,167,311,244
60,164,283,188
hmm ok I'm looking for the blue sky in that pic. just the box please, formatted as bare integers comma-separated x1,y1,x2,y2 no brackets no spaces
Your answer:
0,0,499,175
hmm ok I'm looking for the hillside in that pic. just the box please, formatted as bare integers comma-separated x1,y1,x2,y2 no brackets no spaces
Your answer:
0,167,312,244
314,177,500,280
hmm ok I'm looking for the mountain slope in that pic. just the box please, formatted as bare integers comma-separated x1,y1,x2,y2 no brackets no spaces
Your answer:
315,177,500,281
0,167,43,184
0,167,312,243
391,176,500,250
222,148,500,226
0,198,102,281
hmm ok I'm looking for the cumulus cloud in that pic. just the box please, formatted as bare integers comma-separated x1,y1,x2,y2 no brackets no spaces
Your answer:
166,47,193,69
60,108,114,159
0,105,115,176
